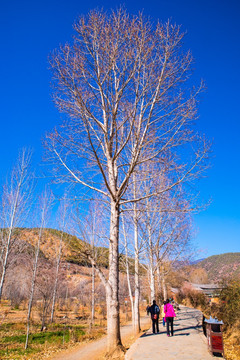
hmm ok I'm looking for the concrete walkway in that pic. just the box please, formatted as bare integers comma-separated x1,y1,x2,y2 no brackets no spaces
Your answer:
125,306,216,360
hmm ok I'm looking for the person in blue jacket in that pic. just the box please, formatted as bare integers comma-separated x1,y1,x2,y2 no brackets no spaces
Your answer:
149,300,160,333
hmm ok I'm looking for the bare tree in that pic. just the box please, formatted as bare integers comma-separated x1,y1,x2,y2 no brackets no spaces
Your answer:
50,196,69,323
25,188,53,349
47,9,209,353
121,172,146,335
87,203,98,328
3,240,33,308
0,149,33,301
71,200,109,322
36,263,55,332
140,184,194,302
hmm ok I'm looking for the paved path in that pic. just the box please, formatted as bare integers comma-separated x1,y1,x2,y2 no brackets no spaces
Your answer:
125,306,215,360
51,316,151,360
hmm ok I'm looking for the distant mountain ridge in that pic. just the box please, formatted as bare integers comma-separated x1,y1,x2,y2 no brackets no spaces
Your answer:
196,252,240,283
190,258,205,265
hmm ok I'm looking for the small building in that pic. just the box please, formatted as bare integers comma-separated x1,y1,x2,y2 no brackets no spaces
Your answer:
190,283,222,299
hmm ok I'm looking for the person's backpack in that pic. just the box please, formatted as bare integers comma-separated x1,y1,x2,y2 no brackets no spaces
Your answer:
151,305,159,320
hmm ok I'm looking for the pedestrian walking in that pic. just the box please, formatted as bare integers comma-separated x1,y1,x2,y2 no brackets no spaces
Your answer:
146,305,150,315
161,301,166,326
149,300,160,334
164,298,176,336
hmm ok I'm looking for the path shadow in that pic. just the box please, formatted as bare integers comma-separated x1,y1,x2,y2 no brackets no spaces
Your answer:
174,325,202,333
142,330,192,337
141,332,161,337
176,316,199,321
141,324,203,338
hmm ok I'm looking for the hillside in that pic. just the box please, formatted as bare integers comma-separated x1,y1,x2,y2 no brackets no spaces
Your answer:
8,227,105,267
6,228,138,273
7,229,239,285
196,252,240,283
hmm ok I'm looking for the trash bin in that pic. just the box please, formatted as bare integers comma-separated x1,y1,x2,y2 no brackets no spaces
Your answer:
205,317,225,357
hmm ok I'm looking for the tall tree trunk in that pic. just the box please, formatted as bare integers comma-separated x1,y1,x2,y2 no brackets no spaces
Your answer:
133,200,141,335
0,150,32,302
40,298,47,331
122,216,134,329
162,272,168,300
149,263,155,303
134,256,140,335
25,226,43,349
148,232,155,302
146,195,155,303
91,265,95,326
25,189,50,349
0,234,11,300
107,200,122,352
156,264,162,297
0,179,22,300
50,232,63,323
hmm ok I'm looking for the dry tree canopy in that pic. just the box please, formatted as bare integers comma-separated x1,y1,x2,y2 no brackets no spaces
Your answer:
49,9,208,201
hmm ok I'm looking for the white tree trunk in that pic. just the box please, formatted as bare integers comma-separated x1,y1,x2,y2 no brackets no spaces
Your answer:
133,201,141,335
50,235,62,323
0,191,21,300
162,274,168,301
25,226,43,349
91,265,95,325
25,189,50,349
149,263,155,303
156,264,162,295
0,233,11,300
148,229,155,302
122,216,134,329
106,200,122,352
134,256,140,334
0,150,32,301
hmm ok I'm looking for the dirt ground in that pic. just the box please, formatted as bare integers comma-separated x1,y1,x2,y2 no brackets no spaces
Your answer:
50,316,151,360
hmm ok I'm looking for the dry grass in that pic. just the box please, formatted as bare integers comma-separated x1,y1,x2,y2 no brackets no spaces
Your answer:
0,299,139,360
0,301,107,360
223,323,240,360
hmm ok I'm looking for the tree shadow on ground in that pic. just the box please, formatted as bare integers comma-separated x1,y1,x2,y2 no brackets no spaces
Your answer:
141,324,203,338
175,316,199,321
141,332,161,337
174,325,202,333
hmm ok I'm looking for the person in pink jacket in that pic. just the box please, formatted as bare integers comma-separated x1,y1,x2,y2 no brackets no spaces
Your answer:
164,298,176,336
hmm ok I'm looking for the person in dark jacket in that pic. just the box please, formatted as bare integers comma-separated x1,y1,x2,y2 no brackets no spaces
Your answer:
149,300,160,333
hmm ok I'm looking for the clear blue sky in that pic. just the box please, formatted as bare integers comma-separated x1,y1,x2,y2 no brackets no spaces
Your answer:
1,0,239,257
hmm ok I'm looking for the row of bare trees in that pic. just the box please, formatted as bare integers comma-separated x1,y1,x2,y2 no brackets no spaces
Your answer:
0,149,195,350
45,8,210,355
0,150,71,348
